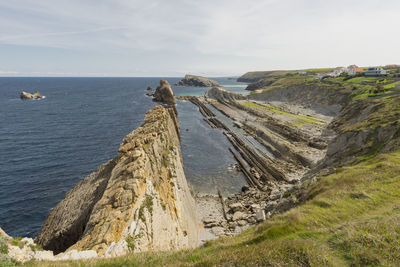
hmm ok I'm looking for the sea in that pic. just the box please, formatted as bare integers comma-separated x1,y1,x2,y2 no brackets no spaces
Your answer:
0,77,248,238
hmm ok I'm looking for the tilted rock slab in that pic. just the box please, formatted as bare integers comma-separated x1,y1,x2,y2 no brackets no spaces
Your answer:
36,105,198,256
205,86,246,102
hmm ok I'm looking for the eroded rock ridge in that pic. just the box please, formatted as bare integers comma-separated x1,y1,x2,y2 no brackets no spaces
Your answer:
36,105,198,257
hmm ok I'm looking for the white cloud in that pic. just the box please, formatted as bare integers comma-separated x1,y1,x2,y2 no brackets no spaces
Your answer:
0,0,399,76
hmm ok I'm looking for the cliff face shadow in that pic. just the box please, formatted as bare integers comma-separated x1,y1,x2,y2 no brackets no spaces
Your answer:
36,159,116,254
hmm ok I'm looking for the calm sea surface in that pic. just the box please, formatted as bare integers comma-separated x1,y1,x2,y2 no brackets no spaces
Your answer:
0,77,247,237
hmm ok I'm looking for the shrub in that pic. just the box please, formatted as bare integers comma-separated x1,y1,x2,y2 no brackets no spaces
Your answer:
139,194,154,222
0,237,8,254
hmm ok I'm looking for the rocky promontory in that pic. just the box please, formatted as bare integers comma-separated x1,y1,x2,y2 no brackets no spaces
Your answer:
153,80,176,105
35,104,198,257
176,75,219,87
20,91,43,100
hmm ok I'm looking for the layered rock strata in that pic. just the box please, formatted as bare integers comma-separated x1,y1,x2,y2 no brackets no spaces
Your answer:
36,105,198,257
176,75,219,87
185,86,333,237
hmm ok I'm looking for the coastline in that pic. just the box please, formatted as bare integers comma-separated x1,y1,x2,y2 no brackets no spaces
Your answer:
176,85,334,237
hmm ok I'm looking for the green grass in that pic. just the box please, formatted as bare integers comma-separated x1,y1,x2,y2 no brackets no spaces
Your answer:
0,237,8,255
303,67,334,73
0,236,13,267
10,237,26,249
344,95,400,131
242,101,325,126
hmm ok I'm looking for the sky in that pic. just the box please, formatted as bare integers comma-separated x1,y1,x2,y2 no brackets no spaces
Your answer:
0,0,399,77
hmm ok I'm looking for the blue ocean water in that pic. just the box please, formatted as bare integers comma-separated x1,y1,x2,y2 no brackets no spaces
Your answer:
0,77,247,238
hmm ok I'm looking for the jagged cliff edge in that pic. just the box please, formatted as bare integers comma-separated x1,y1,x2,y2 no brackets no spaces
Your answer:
35,104,198,258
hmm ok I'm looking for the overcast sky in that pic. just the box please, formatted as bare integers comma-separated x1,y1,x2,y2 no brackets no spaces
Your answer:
0,0,399,77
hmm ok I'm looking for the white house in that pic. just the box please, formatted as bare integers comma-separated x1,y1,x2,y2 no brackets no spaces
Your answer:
365,67,388,76
347,66,365,76
332,67,347,77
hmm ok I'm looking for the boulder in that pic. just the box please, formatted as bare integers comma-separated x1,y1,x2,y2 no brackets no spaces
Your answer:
147,86,153,91
104,241,128,258
228,203,243,212
33,250,54,261
7,245,34,263
203,218,219,228
241,185,250,192
20,91,43,100
237,220,247,226
153,80,175,105
211,226,225,236
232,211,246,221
176,75,219,87
55,250,97,261
255,210,266,222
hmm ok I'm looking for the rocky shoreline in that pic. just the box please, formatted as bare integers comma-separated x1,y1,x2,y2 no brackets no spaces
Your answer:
178,85,337,237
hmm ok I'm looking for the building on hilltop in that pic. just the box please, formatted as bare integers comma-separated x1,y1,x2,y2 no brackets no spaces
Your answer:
365,67,388,76
348,67,365,76
332,67,347,77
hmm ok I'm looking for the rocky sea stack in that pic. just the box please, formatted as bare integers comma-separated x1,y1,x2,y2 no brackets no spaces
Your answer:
176,75,219,87
153,80,175,105
35,104,198,257
20,91,43,100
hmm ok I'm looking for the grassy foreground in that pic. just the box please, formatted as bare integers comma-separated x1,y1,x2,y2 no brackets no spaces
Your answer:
23,150,400,266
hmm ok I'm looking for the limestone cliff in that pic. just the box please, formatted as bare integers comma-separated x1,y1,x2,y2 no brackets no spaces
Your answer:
176,75,219,87
153,80,176,105
36,105,198,256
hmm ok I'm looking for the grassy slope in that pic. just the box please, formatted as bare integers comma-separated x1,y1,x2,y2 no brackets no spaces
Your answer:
241,101,325,127
0,236,13,267
249,72,400,101
238,68,335,82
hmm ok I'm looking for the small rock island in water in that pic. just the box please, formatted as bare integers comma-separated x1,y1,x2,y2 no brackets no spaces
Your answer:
175,74,219,87
20,91,44,100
